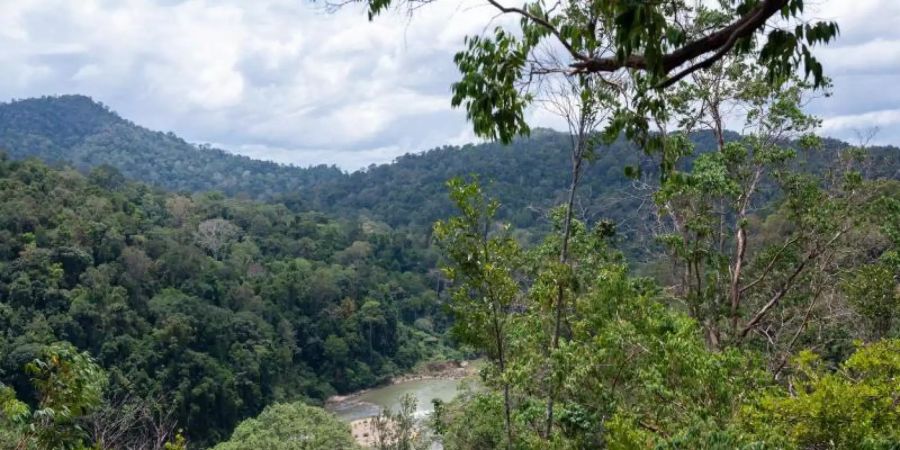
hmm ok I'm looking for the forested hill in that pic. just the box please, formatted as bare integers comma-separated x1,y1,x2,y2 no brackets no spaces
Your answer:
0,95,651,229
0,154,453,445
0,95,343,198
2,95,898,239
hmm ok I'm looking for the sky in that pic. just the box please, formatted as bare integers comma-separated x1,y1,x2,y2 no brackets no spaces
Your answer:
0,0,898,170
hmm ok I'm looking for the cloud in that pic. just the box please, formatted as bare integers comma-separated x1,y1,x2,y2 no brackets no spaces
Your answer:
0,0,498,169
0,0,897,169
801,1,900,144
820,109,900,145
823,109,900,130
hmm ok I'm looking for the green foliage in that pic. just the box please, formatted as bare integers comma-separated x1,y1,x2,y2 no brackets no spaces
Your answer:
432,391,508,450
0,343,106,450
4,96,897,265
372,394,429,450
0,156,452,445
744,340,900,448
26,343,106,449
430,179,772,449
0,89,896,450
0,95,344,201
646,66,897,361
434,178,521,359
368,0,838,143
213,402,360,450
429,172,897,449
0,383,32,449
844,262,900,339
26,342,106,418
164,431,188,450
452,29,531,144
560,272,768,448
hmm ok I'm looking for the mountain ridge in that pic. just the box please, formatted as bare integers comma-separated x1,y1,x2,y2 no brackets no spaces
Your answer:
1,95,898,241
0,95,344,199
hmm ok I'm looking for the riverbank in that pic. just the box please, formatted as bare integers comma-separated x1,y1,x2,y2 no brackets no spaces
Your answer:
327,360,480,447
349,417,381,448
392,359,477,383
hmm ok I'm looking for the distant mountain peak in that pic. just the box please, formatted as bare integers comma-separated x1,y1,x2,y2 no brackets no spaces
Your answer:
4,94,119,116
0,94,126,146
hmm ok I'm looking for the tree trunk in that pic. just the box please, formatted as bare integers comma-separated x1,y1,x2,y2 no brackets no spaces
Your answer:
544,139,585,438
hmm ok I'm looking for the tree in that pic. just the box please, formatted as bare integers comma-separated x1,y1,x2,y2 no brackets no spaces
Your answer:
526,72,616,436
84,394,182,450
0,343,107,450
743,339,900,448
359,300,387,355
0,383,32,449
843,254,900,340
165,195,195,228
630,50,894,371
432,191,771,447
434,178,521,447
358,0,837,146
0,154,452,445
372,394,428,450
88,164,126,191
194,218,240,260
212,402,360,450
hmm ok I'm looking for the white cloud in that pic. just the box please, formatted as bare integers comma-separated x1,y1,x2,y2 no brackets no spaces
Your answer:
0,0,897,169
823,109,900,129
820,109,900,145
0,0,498,169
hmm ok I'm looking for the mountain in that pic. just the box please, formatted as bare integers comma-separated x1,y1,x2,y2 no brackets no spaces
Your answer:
1,96,898,448
1,95,898,249
0,95,343,201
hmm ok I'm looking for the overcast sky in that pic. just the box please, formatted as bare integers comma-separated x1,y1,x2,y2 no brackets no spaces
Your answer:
1,0,898,170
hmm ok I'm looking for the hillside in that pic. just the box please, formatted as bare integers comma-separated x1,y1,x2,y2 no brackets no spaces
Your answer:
0,95,343,200
1,95,898,250
0,154,452,445
0,96,898,448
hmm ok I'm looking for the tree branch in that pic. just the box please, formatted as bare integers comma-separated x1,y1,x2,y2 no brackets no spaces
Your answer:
739,228,848,340
484,0,588,62
568,0,789,85
740,236,800,295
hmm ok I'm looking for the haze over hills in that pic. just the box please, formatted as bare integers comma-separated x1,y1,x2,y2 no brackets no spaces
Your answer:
1,95,898,244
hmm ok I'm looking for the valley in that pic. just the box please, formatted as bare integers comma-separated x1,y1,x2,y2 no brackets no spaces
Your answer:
0,92,898,448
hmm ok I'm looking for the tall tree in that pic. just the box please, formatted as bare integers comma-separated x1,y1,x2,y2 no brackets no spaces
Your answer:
434,179,522,447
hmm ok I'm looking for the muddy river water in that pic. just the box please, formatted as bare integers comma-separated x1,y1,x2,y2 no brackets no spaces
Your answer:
327,377,470,422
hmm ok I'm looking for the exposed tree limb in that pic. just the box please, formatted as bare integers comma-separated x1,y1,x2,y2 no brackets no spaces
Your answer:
484,0,588,63
730,167,764,335
567,0,789,85
739,228,848,340
740,236,801,294
738,256,809,341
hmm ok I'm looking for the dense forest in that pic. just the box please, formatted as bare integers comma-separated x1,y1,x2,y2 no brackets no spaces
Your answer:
1,92,899,449
2,0,900,448
2,95,898,261
0,96,344,200
0,154,455,446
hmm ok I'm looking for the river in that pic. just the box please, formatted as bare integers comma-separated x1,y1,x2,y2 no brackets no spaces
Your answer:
326,377,470,422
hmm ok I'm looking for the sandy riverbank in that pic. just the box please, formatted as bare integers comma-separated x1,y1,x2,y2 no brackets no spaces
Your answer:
329,360,479,448
349,417,381,448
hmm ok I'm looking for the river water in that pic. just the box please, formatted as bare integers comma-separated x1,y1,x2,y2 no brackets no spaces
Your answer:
327,378,469,422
